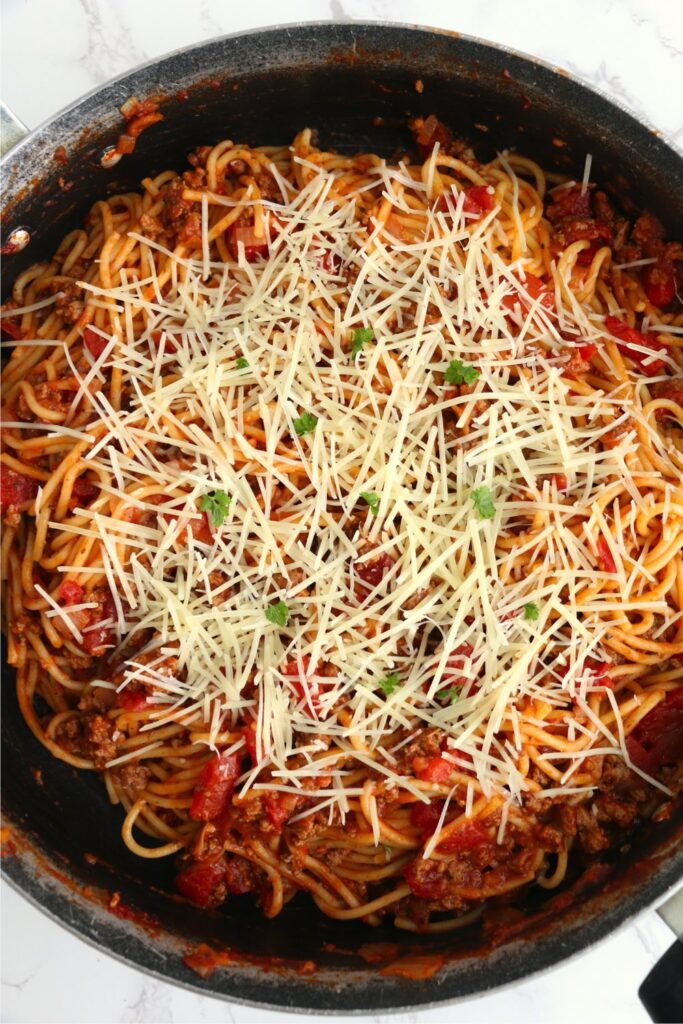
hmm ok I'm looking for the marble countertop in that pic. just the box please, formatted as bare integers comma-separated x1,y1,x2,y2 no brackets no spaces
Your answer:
1,1,681,1021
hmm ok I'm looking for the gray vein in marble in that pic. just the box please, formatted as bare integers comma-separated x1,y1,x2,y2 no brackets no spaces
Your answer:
330,0,352,21
77,0,148,84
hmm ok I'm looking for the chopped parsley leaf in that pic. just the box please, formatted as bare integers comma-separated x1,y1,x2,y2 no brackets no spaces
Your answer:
236,356,249,370
350,327,375,359
437,685,461,704
445,359,480,386
471,485,495,520
523,602,540,621
198,489,231,526
360,491,380,516
265,600,289,627
378,672,400,696
293,411,318,437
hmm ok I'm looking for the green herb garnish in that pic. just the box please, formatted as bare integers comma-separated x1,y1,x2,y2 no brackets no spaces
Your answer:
198,489,231,526
236,356,249,370
445,359,480,386
265,600,289,627
523,602,540,621
360,491,380,516
437,686,462,704
350,327,375,359
471,485,495,520
293,411,318,437
378,672,400,696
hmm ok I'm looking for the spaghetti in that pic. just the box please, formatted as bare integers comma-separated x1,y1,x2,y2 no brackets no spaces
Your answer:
2,119,682,930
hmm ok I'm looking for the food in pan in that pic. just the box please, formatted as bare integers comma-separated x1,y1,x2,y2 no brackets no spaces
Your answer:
2,116,682,931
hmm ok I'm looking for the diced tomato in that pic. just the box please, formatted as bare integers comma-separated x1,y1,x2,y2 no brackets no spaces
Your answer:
403,859,449,900
223,856,255,895
442,643,479,693
462,185,494,218
162,500,213,545
604,315,667,375
546,184,592,223
642,260,677,308
413,115,452,160
438,819,489,853
502,272,555,316
414,755,455,784
0,315,22,340
69,476,99,509
187,509,213,544
81,590,115,656
0,467,39,515
189,751,241,822
596,536,617,574
437,185,494,220
626,688,683,774
282,656,320,711
354,552,395,597
228,223,269,262
578,343,597,362
551,474,570,493
59,580,85,605
410,799,444,836
150,329,180,355
116,685,149,711
263,792,290,831
83,326,109,359
176,860,227,908
242,722,258,763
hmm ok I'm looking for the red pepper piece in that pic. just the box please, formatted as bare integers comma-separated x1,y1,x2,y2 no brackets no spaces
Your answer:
604,315,667,375
642,260,677,308
626,688,683,774
410,799,444,836
189,752,241,822
596,536,617,574
81,590,116,656
546,184,592,223
438,819,489,853
228,223,269,262
283,656,321,712
176,860,227,908
116,685,149,711
414,755,455,784
83,326,109,359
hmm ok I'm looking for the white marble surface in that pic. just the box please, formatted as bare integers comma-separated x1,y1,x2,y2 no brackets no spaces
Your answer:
1,0,682,1021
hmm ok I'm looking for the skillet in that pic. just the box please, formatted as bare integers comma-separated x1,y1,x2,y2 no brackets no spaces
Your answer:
1,21,682,1015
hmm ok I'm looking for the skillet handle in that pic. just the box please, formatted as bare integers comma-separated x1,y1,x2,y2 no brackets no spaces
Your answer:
639,887,683,1023
1,103,28,157
639,940,683,1023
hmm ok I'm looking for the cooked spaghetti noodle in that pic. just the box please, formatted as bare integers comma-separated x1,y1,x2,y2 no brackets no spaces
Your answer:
2,118,682,930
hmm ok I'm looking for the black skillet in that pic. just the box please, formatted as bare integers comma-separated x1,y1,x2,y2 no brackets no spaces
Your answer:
1,22,682,1017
